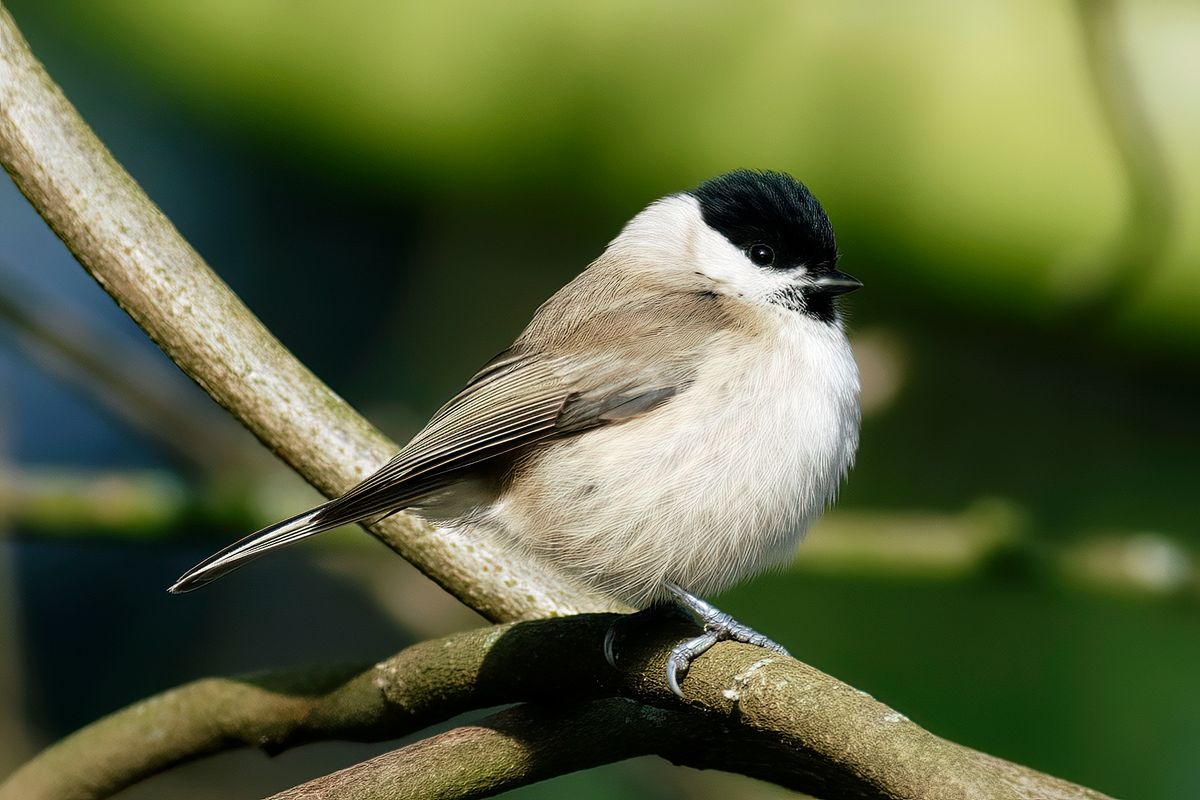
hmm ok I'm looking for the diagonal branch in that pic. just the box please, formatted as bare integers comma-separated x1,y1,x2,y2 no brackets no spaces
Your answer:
0,616,1114,800
0,1,613,623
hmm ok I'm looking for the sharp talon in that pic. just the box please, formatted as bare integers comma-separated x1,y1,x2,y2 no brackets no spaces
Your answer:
603,623,619,668
665,631,719,698
667,659,684,698
660,583,791,696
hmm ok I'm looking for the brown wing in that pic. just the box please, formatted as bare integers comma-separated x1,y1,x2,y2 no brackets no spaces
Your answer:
312,354,573,523
309,356,684,527
309,277,739,527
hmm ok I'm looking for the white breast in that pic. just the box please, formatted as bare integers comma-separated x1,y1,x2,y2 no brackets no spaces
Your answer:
486,312,860,607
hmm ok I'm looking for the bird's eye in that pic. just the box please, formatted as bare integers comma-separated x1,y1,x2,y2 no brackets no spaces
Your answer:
747,243,775,267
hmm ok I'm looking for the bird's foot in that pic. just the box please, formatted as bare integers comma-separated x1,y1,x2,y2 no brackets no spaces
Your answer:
663,582,789,698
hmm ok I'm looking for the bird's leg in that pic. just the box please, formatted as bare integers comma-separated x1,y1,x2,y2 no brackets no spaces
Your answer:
662,581,789,698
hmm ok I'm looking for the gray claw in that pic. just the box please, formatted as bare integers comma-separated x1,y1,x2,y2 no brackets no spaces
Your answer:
666,631,719,698
603,622,619,668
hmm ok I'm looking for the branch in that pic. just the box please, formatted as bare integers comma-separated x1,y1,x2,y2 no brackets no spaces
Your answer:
0,264,249,473
1070,0,1175,319
267,699,1105,800
0,1,613,623
0,467,196,538
265,700,698,800
0,616,1114,800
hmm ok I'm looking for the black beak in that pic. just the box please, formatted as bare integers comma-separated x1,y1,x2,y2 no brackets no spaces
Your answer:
809,270,863,296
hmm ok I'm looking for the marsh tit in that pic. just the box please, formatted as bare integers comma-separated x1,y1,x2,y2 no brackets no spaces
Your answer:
171,170,862,696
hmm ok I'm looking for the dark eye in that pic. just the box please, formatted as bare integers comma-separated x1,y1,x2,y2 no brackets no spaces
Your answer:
747,243,775,267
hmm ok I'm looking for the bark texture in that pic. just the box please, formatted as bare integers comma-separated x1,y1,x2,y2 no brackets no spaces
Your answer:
1,616,1113,800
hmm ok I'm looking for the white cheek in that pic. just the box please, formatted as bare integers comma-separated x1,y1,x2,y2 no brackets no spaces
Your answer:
604,193,802,306
689,220,797,303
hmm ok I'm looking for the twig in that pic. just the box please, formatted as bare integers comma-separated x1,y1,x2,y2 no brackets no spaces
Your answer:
0,265,250,472
0,616,1114,800
0,360,34,774
0,467,195,537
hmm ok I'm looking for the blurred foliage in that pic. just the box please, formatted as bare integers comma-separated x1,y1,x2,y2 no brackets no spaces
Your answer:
1,2,1198,800
23,0,1200,346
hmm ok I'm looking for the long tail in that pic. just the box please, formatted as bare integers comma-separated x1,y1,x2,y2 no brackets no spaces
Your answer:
168,504,342,593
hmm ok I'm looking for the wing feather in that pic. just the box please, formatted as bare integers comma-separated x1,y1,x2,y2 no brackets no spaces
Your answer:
312,350,684,528
312,357,576,524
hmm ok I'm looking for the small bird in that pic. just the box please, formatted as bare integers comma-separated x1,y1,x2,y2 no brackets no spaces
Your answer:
171,170,862,696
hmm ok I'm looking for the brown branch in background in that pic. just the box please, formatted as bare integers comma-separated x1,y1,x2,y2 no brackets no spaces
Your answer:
0,355,34,775
0,2,613,624
3,470,1194,601
1071,0,1175,319
0,616,1115,800
0,265,252,473
0,468,197,538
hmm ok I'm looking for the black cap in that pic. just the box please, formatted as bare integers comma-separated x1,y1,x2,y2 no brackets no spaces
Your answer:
690,170,838,272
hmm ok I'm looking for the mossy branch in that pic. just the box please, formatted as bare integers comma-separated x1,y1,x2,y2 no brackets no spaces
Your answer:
0,616,1114,800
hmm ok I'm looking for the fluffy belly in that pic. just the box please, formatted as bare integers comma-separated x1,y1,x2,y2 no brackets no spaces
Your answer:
488,328,859,606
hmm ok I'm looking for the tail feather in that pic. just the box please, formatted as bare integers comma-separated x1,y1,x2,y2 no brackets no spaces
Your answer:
168,505,336,593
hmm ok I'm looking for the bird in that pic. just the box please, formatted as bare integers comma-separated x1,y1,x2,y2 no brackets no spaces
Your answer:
170,169,862,697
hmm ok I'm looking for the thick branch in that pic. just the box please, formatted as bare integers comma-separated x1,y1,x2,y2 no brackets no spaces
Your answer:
265,700,696,800
0,616,1114,800
267,697,1104,800
0,1,613,623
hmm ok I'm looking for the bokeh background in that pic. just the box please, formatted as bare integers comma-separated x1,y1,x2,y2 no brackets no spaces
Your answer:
1,2,1198,798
